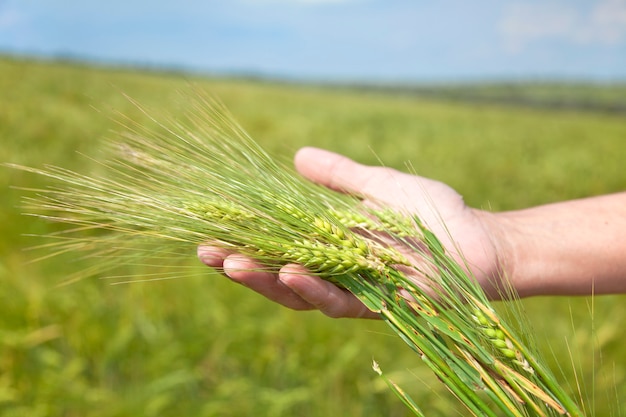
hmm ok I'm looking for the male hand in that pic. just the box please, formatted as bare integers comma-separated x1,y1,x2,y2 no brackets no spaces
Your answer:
198,147,504,318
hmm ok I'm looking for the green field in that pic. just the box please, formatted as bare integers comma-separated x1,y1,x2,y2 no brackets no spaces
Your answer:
1,56,626,416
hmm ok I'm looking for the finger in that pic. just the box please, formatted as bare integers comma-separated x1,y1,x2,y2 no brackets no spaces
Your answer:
295,147,460,233
279,264,379,319
294,146,400,198
197,245,231,268
222,255,315,311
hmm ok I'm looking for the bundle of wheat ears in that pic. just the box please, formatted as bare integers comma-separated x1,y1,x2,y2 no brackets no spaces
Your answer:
9,93,584,416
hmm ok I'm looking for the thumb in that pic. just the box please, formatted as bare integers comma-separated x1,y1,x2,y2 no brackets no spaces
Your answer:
294,147,387,196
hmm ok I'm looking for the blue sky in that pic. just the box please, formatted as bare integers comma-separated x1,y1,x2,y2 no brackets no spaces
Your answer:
1,0,625,82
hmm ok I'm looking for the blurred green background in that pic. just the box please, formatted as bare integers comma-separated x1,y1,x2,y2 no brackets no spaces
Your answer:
1,57,626,416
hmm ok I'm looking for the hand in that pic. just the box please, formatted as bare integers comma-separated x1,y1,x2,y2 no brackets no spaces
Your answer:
198,147,506,318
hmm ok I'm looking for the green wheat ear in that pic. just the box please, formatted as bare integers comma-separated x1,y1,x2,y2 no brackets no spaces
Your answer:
7,92,585,417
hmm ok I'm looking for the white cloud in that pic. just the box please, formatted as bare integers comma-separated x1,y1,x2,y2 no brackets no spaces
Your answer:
0,6,22,29
587,0,626,43
292,0,352,3
499,0,626,53
240,0,355,5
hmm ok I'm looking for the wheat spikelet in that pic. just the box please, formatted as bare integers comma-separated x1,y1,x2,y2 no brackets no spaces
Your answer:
7,92,585,417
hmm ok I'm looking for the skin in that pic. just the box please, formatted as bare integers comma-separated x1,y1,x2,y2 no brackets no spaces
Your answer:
198,147,626,319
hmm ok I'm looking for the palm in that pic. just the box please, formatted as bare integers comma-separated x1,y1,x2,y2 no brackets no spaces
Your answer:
354,168,501,298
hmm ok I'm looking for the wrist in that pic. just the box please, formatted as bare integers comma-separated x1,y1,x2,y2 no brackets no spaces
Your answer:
474,209,536,299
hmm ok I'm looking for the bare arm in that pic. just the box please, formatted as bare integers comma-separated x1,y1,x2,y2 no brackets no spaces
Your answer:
489,192,626,298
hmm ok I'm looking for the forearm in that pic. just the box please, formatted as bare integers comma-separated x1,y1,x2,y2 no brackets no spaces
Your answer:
491,192,626,298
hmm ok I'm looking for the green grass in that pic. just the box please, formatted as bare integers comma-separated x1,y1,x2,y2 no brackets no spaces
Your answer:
349,82,626,114
1,56,626,416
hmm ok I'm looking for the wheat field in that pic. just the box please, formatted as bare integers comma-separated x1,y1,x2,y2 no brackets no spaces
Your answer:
1,57,625,416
